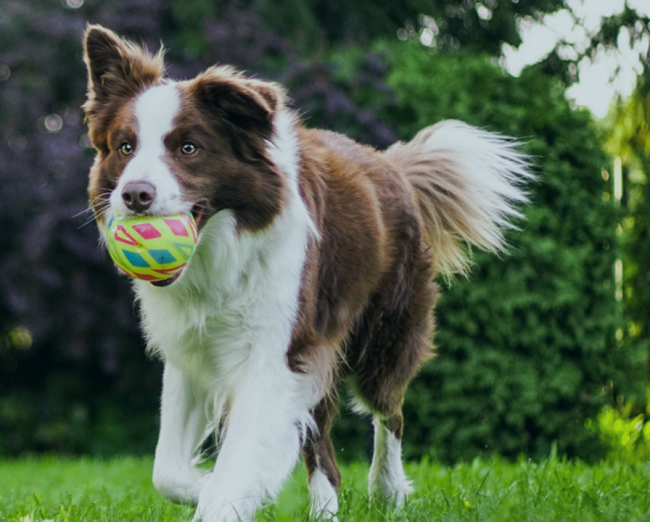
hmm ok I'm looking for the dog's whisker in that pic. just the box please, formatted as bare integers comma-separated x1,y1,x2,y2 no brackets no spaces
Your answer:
71,207,95,219
77,218,97,230
88,193,112,204
76,202,113,230
74,194,112,220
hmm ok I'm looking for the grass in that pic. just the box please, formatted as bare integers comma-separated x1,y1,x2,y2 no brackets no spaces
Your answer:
1,456,650,521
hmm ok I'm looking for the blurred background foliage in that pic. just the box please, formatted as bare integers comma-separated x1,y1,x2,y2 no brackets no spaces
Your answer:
0,0,649,463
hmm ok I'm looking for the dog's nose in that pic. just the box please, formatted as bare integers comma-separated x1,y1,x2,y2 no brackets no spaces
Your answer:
121,181,156,212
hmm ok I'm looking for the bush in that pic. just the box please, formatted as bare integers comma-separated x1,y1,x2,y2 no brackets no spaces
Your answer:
586,401,650,463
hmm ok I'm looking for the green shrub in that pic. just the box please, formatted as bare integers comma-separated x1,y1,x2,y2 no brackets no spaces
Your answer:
587,399,650,462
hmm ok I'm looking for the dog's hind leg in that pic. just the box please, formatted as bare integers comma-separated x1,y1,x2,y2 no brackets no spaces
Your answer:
368,412,412,508
352,376,413,508
302,395,341,520
349,247,437,509
153,363,210,504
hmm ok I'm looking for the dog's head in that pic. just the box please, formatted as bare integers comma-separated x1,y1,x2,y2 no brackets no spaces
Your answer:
82,25,289,243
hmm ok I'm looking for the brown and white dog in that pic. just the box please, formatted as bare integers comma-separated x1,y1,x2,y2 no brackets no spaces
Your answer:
82,24,531,522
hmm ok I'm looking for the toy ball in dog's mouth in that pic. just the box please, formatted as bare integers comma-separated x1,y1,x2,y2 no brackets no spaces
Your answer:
106,212,198,286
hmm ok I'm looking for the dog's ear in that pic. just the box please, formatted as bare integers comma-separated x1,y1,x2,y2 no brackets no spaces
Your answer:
82,24,165,115
188,67,286,161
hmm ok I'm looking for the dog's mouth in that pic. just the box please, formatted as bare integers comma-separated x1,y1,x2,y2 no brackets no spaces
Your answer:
149,200,208,288
190,200,207,230
150,273,180,287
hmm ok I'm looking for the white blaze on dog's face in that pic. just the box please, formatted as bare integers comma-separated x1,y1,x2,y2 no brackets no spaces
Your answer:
83,24,289,235
108,83,185,218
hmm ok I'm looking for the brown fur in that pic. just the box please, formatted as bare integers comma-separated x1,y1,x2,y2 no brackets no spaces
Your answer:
83,25,165,155
169,75,288,232
302,395,341,492
285,129,438,487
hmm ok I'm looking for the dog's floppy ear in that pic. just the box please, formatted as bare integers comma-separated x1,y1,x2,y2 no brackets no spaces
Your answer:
82,24,165,116
188,66,286,161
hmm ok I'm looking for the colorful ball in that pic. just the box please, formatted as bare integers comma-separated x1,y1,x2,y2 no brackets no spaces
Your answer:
106,212,198,282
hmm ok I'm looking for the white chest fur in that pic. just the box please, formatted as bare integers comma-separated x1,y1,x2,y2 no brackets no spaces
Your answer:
135,201,311,401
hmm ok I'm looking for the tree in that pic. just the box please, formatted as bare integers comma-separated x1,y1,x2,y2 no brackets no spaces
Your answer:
251,0,565,54
605,68,650,385
537,3,650,85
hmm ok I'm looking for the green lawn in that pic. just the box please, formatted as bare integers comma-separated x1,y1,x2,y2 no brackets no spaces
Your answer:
1,456,649,521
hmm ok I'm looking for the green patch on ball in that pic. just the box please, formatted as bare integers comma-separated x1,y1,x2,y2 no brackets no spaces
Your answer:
106,212,198,282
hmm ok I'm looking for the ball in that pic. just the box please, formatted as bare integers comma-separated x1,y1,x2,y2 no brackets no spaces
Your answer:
106,212,198,282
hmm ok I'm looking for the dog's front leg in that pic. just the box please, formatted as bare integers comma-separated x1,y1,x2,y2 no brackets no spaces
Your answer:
192,367,307,522
153,362,210,504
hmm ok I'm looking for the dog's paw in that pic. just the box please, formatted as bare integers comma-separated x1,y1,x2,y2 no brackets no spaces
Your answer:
369,476,413,510
153,468,210,505
309,470,339,520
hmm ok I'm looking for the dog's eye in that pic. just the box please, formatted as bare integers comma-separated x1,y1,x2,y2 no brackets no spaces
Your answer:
119,142,134,156
181,142,197,155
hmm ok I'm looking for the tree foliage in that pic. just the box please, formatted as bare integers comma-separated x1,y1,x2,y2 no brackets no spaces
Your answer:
605,69,650,386
251,0,565,55
539,3,650,85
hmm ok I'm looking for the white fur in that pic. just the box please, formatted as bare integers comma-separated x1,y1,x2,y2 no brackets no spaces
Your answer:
137,108,320,522
368,417,413,509
152,363,210,503
109,83,189,217
309,468,339,520
267,110,319,239
423,120,532,255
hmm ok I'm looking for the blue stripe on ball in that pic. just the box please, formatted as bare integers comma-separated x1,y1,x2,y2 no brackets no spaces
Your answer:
123,250,151,268
148,249,177,265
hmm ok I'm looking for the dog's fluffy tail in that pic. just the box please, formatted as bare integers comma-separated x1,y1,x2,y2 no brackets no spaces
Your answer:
384,120,533,276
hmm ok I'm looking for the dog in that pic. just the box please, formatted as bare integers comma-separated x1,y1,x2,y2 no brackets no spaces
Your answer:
82,24,531,522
